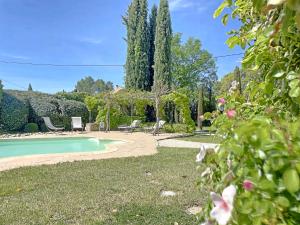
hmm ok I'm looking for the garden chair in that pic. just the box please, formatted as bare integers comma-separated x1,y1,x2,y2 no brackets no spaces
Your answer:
118,120,141,133
71,117,84,131
144,120,166,135
42,117,64,131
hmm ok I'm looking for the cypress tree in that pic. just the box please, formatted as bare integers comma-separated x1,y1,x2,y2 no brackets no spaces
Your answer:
153,0,172,89
124,0,140,89
134,0,149,90
147,4,157,90
234,66,242,94
28,83,33,91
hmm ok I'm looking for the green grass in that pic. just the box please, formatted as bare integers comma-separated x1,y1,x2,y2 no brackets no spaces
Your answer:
176,135,222,143
0,148,209,225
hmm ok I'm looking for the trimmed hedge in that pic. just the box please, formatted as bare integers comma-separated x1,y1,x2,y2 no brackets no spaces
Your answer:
1,90,89,131
0,92,29,131
24,123,39,133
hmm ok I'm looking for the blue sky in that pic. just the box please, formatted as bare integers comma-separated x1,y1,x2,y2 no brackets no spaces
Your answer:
0,0,243,93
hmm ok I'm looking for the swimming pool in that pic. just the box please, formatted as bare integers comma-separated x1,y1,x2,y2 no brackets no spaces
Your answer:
0,137,116,158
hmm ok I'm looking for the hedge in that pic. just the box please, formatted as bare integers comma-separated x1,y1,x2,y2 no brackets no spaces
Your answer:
0,92,29,131
1,90,89,131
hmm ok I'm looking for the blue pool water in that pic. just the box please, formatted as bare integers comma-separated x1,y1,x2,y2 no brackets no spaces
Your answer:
0,137,115,158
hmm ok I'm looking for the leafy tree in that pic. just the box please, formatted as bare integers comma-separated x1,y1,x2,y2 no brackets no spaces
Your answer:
0,80,3,103
147,4,158,90
75,76,113,95
153,0,172,88
171,33,217,118
28,83,33,91
84,96,98,123
75,76,96,94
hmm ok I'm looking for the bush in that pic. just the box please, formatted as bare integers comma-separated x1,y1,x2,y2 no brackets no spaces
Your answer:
24,123,39,133
164,123,190,133
0,92,29,131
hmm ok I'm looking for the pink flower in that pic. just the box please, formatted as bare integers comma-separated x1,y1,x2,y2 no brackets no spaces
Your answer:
210,185,236,225
243,180,254,191
226,110,236,119
218,98,226,105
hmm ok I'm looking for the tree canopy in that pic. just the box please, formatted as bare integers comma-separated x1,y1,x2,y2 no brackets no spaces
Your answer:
75,76,113,94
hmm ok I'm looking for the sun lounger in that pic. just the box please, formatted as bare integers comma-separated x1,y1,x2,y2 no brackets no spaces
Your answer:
42,117,64,131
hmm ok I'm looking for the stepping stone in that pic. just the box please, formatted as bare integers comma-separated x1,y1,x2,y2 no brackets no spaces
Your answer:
160,190,176,197
186,206,202,215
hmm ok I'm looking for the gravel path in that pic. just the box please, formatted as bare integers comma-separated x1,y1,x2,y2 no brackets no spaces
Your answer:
157,139,219,149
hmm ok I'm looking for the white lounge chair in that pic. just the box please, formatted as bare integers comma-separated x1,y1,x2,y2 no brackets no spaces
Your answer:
144,120,166,134
118,120,141,132
42,117,64,131
71,117,84,131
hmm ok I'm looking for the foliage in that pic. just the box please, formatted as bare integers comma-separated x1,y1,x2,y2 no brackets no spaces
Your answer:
84,96,99,122
55,91,90,103
197,0,300,224
134,0,150,90
75,76,113,94
163,92,195,133
24,123,39,133
1,90,88,131
0,80,3,106
124,0,150,91
215,0,300,113
164,123,191,133
148,4,158,90
171,33,217,98
154,0,172,88
0,91,29,131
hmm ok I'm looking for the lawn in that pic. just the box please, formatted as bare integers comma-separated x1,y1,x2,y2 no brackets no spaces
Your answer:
0,148,208,225
176,135,222,144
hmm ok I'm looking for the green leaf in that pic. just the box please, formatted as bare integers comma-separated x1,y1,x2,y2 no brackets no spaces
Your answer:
289,79,300,89
213,0,229,19
289,86,300,98
222,14,229,25
273,71,285,78
226,36,240,48
286,71,299,80
275,196,290,208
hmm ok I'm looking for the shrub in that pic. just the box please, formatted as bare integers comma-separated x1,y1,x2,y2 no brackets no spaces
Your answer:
55,91,90,103
58,100,89,130
0,92,29,131
164,123,190,133
24,123,39,133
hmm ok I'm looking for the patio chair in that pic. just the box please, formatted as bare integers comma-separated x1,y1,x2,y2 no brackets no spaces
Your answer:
144,120,166,135
118,120,141,132
42,117,64,131
71,117,84,131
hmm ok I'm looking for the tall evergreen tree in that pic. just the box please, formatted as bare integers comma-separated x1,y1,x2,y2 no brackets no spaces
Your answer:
124,0,149,90
124,0,139,89
134,0,149,90
147,4,157,90
153,0,172,89
28,83,33,91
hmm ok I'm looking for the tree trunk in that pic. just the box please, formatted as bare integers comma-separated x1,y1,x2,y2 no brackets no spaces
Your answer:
154,96,160,135
89,111,92,123
197,86,204,130
106,104,110,132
